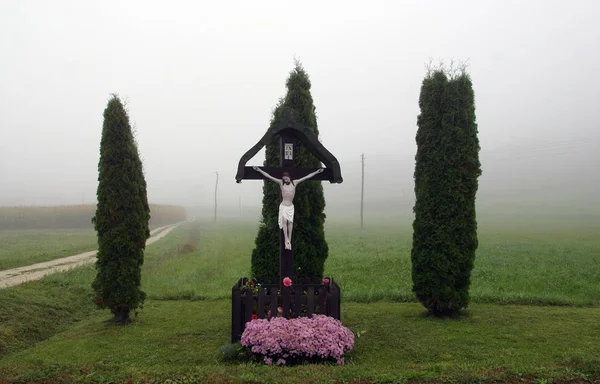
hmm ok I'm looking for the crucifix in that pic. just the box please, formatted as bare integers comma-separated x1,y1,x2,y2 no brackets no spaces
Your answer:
253,165,323,250
236,108,343,284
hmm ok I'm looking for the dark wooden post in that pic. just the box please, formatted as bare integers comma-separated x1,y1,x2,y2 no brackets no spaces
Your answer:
231,281,242,343
360,154,364,229
279,131,295,285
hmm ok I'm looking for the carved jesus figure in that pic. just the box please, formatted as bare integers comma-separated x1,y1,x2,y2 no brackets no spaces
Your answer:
253,166,324,250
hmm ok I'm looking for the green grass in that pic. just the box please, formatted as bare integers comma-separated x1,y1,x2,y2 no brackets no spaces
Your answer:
1,218,599,383
3,217,598,306
0,229,97,270
141,221,254,300
0,266,101,358
0,226,190,358
137,218,600,306
1,300,599,383
326,218,600,306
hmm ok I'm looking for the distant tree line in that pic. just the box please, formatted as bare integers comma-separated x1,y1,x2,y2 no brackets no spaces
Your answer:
0,204,186,230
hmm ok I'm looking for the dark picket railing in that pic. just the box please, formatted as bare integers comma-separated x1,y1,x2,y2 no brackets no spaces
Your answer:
231,277,341,342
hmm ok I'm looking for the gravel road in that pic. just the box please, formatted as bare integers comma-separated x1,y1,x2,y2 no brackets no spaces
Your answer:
0,223,181,289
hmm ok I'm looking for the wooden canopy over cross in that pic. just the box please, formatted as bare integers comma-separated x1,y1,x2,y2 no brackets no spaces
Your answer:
235,109,343,184
235,108,343,284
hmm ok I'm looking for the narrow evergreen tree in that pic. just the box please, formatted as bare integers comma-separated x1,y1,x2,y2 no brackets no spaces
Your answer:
411,67,481,316
251,62,328,284
92,95,150,323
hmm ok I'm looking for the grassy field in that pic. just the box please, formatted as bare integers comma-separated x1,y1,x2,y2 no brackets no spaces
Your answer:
0,227,197,360
138,217,600,306
1,218,599,383
0,229,97,270
0,222,185,271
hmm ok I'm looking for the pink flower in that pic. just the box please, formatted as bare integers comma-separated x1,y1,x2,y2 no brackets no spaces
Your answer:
240,314,354,365
322,278,330,284
251,314,258,320
282,277,292,287
277,307,283,314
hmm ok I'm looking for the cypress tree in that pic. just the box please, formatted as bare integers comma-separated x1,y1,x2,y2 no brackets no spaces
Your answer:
411,67,481,316
251,62,328,284
92,95,150,323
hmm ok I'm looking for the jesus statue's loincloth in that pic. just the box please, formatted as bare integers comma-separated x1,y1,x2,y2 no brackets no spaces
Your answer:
278,203,294,229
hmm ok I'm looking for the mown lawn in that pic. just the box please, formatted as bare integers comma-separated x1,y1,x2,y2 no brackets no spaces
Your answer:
1,300,599,383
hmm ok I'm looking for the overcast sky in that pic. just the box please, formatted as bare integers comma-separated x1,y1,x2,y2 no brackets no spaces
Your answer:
1,0,599,216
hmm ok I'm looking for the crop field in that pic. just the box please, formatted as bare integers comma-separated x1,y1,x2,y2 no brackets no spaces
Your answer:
0,216,599,383
0,204,187,231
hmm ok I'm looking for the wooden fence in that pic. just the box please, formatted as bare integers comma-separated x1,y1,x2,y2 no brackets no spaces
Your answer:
231,277,341,342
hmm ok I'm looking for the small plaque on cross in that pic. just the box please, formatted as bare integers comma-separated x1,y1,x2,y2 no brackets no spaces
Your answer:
284,143,293,160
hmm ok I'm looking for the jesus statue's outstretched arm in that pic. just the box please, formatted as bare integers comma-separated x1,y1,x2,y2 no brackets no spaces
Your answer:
294,168,324,185
253,166,282,184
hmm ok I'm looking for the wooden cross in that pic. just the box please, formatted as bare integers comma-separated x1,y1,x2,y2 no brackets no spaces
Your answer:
236,109,343,285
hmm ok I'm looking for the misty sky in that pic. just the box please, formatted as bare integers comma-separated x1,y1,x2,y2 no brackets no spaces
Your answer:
1,0,599,216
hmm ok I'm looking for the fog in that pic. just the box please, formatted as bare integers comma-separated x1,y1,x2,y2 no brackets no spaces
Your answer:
1,0,599,221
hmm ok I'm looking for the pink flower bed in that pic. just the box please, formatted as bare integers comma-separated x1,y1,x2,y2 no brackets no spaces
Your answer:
240,314,354,366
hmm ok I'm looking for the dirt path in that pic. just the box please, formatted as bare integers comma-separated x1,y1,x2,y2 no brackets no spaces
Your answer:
0,223,182,289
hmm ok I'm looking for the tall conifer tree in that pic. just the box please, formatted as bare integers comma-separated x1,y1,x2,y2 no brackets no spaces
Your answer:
411,67,481,316
251,62,328,284
92,95,150,323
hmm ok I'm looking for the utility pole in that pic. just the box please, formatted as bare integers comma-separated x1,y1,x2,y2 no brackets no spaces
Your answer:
214,171,219,222
361,153,365,229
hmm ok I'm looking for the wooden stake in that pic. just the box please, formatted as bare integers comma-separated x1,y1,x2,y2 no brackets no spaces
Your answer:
361,153,365,229
214,171,219,222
